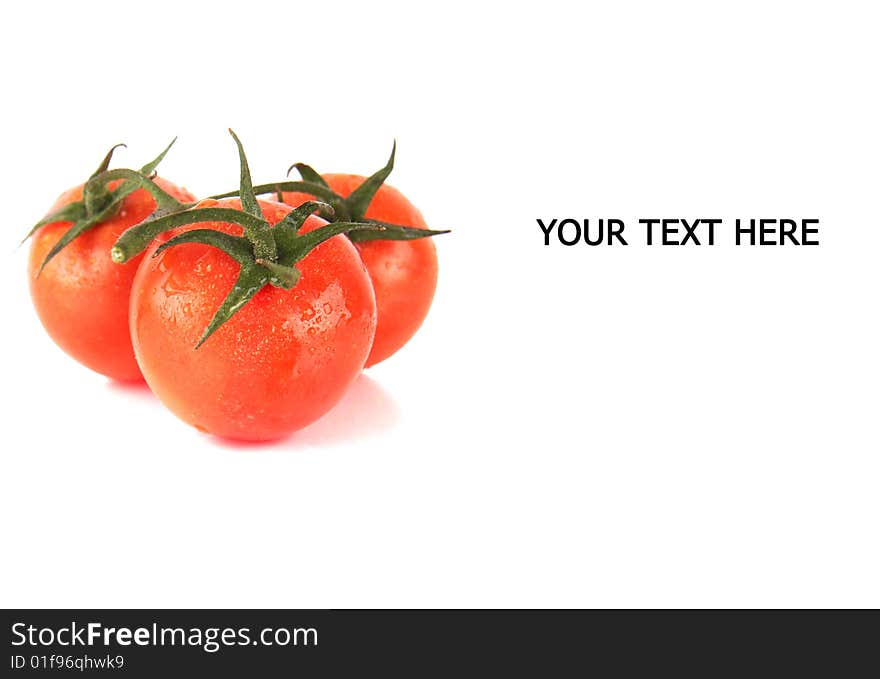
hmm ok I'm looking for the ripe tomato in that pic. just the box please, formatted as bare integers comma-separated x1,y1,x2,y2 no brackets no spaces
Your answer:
129,198,377,441
28,177,194,381
282,175,438,367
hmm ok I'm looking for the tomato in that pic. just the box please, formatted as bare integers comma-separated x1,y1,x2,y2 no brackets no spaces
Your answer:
129,198,377,441
282,175,438,367
28,177,194,381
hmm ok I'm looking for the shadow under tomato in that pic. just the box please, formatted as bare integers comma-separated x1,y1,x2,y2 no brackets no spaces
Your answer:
210,373,400,450
293,373,400,447
105,377,154,402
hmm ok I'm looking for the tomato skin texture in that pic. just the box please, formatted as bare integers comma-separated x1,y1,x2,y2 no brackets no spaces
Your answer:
283,174,438,367
129,198,377,441
28,177,194,381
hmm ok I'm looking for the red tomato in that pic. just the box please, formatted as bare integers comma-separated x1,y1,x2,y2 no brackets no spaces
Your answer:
129,198,377,441
28,177,194,381
283,175,438,367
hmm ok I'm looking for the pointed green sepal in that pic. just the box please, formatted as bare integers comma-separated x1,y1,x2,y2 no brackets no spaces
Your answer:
227,129,276,261
36,200,120,275
153,229,253,265
92,143,127,178
281,221,388,266
274,201,335,235
195,263,271,349
343,141,395,221
22,202,86,245
82,143,126,218
347,220,450,243
287,162,329,187
147,228,269,349
228,129,262,219
140,137,177,176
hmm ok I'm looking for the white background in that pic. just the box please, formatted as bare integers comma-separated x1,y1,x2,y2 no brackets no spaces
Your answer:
1,1,878,607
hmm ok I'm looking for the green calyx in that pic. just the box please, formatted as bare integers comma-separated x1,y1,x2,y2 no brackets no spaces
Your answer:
209,141,450,243
24,139,182,275
112,130,390,349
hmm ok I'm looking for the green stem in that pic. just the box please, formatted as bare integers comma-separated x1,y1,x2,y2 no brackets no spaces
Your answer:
111,207,268,263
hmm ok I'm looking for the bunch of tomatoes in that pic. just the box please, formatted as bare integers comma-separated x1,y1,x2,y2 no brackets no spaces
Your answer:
26,131,447,441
